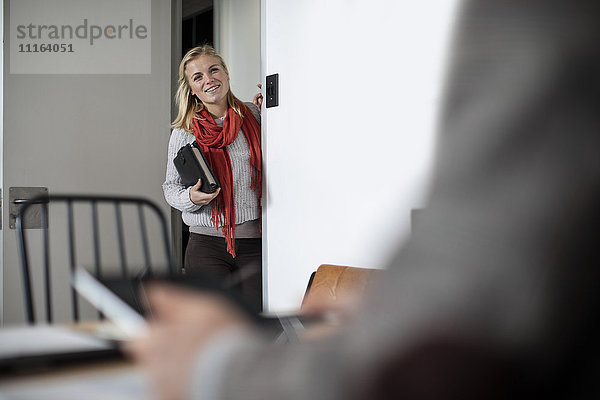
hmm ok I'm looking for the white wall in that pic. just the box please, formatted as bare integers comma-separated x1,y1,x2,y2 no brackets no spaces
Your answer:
261,0,459,311
214,0,261,102
1,0,172,324
0,0,4,323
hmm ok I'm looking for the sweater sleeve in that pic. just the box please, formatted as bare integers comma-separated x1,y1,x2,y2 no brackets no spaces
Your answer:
162,129,203,213
245,102,261,126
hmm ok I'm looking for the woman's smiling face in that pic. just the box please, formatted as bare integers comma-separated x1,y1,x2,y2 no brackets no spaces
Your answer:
185,55,230,111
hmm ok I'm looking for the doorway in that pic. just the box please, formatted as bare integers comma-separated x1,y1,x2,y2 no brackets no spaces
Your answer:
170,0,261,269
182,1,214,56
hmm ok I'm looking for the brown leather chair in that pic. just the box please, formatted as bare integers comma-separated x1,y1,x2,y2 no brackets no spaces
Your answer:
301,264,382,309
275,264,381,343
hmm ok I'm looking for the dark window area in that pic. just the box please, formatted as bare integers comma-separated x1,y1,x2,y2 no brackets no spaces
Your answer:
182,8,214,57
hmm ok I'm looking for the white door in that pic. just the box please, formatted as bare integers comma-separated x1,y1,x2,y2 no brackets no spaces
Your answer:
260,0,459,310
1,0,173,324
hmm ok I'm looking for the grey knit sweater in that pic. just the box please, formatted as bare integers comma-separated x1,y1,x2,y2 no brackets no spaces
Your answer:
162,103,261,238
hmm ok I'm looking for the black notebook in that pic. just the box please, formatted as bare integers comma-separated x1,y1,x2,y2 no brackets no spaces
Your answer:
173,142,220,193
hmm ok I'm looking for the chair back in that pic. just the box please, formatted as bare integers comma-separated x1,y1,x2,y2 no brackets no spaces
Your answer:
15,194,175,324
301,264,382,309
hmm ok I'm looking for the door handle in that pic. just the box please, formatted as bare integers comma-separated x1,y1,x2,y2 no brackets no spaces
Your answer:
8,187,49,229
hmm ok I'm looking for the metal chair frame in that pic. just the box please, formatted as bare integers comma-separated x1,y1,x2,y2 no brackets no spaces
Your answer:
15,194,175,324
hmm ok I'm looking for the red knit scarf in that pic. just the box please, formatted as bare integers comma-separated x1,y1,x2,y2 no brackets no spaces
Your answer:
191,101,262,257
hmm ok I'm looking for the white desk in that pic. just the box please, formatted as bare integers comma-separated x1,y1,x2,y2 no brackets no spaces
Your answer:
0,325,150,399
0,359,149,400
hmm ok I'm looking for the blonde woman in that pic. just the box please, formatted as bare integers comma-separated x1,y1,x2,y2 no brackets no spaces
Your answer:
163,45,263,312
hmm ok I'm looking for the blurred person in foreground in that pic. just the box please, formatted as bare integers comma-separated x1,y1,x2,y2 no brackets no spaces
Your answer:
128,1,600,398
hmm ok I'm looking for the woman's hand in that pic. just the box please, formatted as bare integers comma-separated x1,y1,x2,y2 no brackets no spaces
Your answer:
299,292,359,340
125,283,252,400
252,83,263,113
189,179,220,206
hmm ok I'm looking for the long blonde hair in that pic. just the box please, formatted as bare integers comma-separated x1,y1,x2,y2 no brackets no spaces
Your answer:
171,45,243,132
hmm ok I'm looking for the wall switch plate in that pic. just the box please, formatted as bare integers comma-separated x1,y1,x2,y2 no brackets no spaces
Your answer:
265,73,279,108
